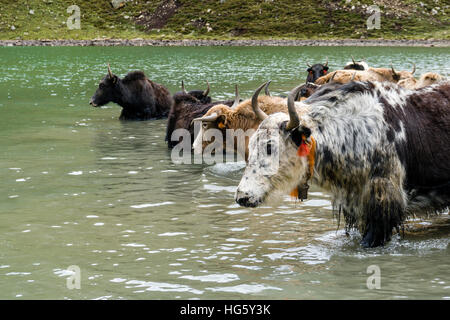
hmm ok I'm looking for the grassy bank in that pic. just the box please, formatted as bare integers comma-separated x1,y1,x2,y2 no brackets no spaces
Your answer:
0,0,448,41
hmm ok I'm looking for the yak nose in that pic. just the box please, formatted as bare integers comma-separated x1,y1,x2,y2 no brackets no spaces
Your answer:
237,196,251,207
235,190,257,207
89,98,97,107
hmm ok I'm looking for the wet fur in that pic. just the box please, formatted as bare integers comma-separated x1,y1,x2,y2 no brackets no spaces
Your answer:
237,80,450,247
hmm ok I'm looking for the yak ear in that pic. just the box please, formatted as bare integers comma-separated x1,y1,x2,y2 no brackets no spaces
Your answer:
282,122,311,147
323,66,329,71
216,114,227,129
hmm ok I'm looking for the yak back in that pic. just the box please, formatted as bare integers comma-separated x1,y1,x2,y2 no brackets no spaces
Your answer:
381,82,450,200
119,71,172,119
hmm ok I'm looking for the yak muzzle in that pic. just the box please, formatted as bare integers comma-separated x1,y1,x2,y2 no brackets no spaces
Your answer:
89,98,98,107
235,190,260,208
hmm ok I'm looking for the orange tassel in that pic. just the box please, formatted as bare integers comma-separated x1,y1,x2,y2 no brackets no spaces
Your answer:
307,136,316,177
289,136,316,198
290,188,299,198
297,142,310,157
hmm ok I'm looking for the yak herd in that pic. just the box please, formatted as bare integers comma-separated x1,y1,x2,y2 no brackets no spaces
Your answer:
89,56,449,248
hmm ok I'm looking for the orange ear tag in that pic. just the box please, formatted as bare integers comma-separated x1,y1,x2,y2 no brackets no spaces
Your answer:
218,122,226,129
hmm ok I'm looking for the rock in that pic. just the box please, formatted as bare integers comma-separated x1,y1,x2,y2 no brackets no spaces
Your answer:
29,9,35,15
11,25,16,30
111,0,126,9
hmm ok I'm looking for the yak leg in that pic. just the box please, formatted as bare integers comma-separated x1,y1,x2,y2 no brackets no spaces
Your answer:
360,177,406,248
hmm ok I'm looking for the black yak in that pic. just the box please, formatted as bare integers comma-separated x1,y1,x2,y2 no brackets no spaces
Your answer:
306,58,329,83
89,64,173,120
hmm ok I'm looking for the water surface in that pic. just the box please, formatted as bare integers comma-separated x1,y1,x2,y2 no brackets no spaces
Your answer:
0,46,449,299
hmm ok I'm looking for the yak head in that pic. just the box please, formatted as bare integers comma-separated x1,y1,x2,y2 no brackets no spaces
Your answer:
180,80,212,104
191,82,276,160
389,63,416,82
416,72,444,88
306,58,329,83
90,64,120,107
235,85,312,207
191,84,242,155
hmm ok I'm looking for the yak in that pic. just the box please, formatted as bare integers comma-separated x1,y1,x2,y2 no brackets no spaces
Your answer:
192,82,288,160
315,64,416,85
177,80,212,104
398,72,445,90
165,83,239,149
235,80,450,248
90,64,173,120
306,58,329,83
343,56,369,71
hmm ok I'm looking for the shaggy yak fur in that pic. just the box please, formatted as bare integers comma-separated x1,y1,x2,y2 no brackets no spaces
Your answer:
236,80,450,248
398,72,445,90
90,69,173,120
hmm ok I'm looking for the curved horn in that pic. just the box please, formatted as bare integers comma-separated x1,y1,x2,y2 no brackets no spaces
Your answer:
191,112,219,125
181,80,187,94
351,55,356,64
203,80,210,96
231,84,240,109
324,56,328,67
351,72,357,81
286,85,302,131
264,80,272,96
411,63,416,75
306,62,312,68
390,63,398,77
107,63,113,78
251,81,269,121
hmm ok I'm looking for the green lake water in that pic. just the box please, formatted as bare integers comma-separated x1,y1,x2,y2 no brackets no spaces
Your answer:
0,46,449,299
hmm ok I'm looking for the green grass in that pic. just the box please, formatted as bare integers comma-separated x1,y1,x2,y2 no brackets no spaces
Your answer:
0,0,448,40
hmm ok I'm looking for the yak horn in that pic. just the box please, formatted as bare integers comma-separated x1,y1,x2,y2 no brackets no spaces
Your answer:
411,63,416,75
390,63,398,76
251,81,269,121
324,56,328,67
328,71,337,83
351,72,357,81
107,63,113,78
191,112,219,125
181,80,187,94
351,55,356,64
286,85,302,131
203,80,210,96
264,80,272,96
306,62,312,68
231,84,240,109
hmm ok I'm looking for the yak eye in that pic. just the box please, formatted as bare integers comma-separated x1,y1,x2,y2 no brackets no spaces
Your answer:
99,83,105,89
202,123,208,129
266,141,273,155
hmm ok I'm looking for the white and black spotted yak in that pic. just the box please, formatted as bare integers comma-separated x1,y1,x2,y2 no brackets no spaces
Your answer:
235,80,450,247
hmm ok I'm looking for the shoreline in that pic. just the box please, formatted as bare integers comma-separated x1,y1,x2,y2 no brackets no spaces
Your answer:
1,39,449,47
